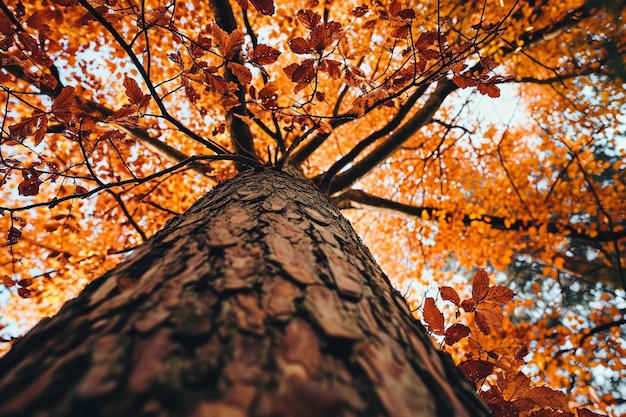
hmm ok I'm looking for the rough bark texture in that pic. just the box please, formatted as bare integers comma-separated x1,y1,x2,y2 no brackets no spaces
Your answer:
0,168,491,417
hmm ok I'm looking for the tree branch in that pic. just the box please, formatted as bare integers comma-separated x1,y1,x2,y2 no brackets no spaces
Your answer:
3,65,216,176
328,79,458,194
209,0,258,168
76,0,229,156
332,188,626,244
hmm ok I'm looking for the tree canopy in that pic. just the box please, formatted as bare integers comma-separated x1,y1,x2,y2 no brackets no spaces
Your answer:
0,0,625,415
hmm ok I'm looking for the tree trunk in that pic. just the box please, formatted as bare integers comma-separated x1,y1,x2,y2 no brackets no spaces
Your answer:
0,168,490,417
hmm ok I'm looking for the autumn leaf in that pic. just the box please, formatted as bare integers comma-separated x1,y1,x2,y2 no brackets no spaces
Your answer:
7,226,22,246
457,359,494,385
296,9,321,30
472,269,490,302
8,114,47,145
251,44,281,65
51,86,76,124
248,0,275,16
440,286,460,305
123,76,144,105
288,37,315,55
444,323,470,345
423,297,445,335
485,285,515,305
17,287,32,298
499,372,566,412
228,62,253,85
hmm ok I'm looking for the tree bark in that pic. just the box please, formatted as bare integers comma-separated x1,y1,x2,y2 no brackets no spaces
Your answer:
0,168,490,417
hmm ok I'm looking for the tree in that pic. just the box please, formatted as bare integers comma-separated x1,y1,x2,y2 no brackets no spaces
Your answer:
0,0,624,415
0,167,494,416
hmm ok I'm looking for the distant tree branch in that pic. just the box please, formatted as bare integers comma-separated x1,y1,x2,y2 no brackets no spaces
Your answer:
332,188,626,244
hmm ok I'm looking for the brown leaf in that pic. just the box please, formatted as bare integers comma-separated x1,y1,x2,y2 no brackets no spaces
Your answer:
7,226,22,246
444,323,470,345
18,174,42,196
440,286,460,305
460,298,476,312
474,310,491,335
17,287,31,298
472,269,490,302
485,285,515,305
251,44,281,65
123,76,144,105
422,297,444,335
228,62,252,85
296,9,321,30
249,0,275,15
457,359,494,385
288,37,315,55
2,275,15,288
52,86,76,123
319,59,342,79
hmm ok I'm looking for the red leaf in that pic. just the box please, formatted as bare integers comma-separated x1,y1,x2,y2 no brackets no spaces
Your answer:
444,323,470,345
415,30,438,50
440,286,460,305
2,275,15,288
8,114,47,145
288,37,315,55
423,297,445,335
52,86,76,123
17,278,33,287
478,82,501,98
17,287,32,298
486,285,515,305
472,269,490,302
296,9,321,30
475,310,491,335
258,82,278,108
7,226,22,246
123,76,144,105
457,359,494,385
351,5,369,17
249,0,275,15
283,59,315,84
18,175,42,196
251,44,281,65
460,298,476,312
395,9,416,20
319,59,342,79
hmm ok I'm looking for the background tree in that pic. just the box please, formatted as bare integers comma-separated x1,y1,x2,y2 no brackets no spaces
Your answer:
0,0,624,415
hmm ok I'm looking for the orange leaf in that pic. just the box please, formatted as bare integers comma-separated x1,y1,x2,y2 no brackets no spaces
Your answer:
228,62,252,85
423,297,445,335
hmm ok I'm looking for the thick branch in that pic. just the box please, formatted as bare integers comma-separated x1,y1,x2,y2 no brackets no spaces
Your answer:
316,84,430,192
328,79,458,194
332,189,626,244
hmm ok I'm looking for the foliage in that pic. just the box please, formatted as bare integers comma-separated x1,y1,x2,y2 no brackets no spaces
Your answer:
0,0,624,415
